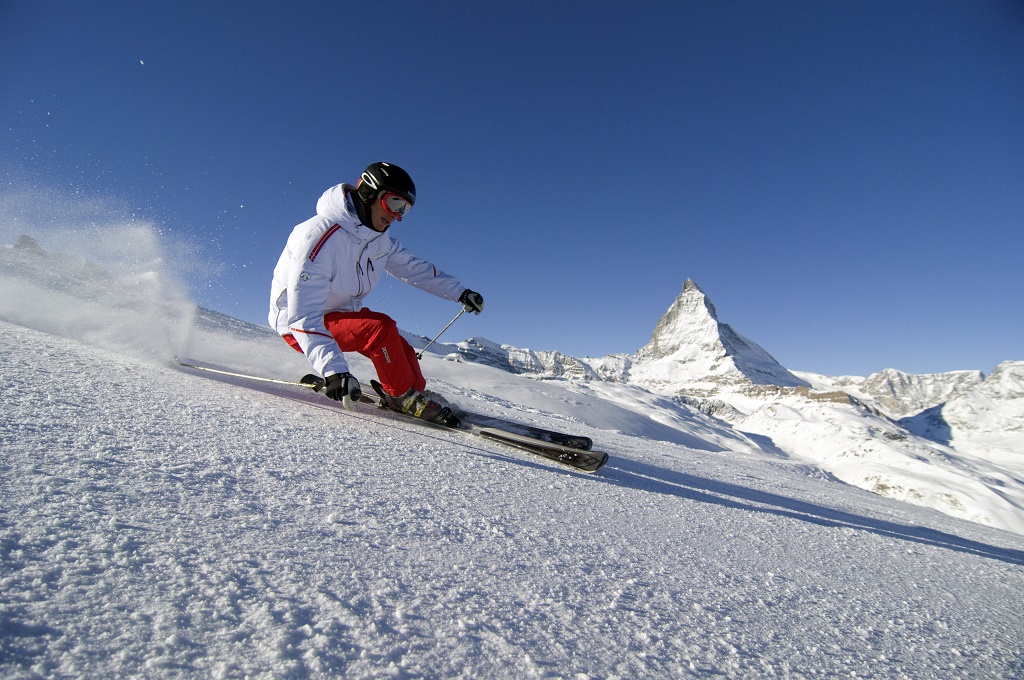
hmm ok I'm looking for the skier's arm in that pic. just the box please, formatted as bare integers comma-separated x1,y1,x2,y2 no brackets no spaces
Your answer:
384,240,467,301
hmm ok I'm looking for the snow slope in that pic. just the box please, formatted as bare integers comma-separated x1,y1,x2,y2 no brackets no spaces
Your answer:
6,321,1024,678
3,229,1024,677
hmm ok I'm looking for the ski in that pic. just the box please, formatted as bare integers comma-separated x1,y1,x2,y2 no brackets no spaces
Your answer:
474,428,608,473
456,412,593,451
351,379,592,450
361,380,607,473
354,395,608,473
369,404,608,473
178,363,607,472
308,375,592,451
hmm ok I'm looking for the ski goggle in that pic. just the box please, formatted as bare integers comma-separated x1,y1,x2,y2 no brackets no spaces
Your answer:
379,192,412,221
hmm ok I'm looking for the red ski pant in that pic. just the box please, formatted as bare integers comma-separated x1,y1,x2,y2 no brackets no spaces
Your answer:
283,310,425,397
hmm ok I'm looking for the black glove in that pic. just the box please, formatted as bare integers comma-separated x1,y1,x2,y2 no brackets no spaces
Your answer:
324,372,362,403
459,289,485,315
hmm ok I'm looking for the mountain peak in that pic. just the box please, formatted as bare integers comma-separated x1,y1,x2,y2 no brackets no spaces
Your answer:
634,279,720,361
633,279,808,388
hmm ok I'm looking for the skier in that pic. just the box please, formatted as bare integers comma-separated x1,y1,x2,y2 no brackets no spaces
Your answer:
269,162,484,423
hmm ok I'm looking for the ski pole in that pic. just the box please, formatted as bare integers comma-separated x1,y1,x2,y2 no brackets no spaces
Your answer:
417,308,466,359
180,361,318,388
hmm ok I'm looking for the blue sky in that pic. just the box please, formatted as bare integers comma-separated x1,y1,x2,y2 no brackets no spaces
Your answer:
2,1,1022,377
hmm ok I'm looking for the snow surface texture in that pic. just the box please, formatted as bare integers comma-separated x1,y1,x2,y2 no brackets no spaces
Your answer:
2,227,1024,677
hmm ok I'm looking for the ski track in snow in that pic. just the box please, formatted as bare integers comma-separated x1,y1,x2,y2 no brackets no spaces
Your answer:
3,319,1024,678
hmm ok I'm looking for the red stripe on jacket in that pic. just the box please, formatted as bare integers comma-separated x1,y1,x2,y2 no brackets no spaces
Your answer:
309,224,342,262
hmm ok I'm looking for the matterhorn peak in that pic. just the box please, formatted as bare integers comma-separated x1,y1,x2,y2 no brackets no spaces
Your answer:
632,279,808,390
635,278,722,362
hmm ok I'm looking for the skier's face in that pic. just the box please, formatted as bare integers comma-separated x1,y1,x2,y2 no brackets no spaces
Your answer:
368,201,396,232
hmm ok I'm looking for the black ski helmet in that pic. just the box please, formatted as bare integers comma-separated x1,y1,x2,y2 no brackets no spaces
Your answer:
355,162,416,208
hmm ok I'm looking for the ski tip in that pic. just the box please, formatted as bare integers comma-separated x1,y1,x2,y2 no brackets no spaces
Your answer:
587,453,609,473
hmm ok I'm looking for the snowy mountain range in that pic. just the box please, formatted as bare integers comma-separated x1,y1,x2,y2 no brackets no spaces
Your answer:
422,278,1024,534
3,230,1024,677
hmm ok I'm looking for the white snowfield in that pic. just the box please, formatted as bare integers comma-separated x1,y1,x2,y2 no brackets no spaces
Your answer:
2,233,1024,678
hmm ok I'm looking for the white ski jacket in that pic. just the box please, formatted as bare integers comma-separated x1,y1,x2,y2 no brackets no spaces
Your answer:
269,183,466,378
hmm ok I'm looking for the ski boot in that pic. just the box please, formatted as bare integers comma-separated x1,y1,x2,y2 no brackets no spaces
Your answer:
375,382,461,427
